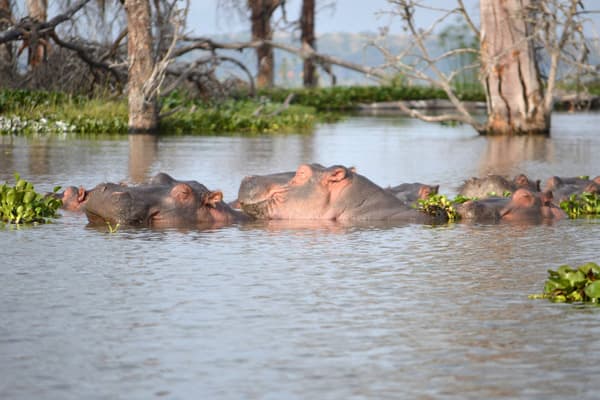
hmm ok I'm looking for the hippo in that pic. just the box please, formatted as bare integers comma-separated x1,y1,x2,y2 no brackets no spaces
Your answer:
84,175,247,228
239,163,448,223
386,182,439,205
456,188,566,223
544,175,600,202
458,174,540,199
47,186,88,212
455,196,508,222
231,171,296,209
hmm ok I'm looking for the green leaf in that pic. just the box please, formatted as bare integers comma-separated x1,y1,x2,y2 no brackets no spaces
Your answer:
578,262,600,276
563,270,586,287
584,281,600,299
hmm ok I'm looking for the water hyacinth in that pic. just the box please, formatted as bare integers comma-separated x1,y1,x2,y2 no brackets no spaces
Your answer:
560,192,600,218
0,115,76,135
0,173,62,225
529,262,600,303
416,194,460,222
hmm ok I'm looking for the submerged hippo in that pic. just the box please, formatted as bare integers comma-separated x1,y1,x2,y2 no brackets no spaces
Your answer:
458,174,540,198
84,175,247,228
544,175,600,202
456,188,566,223
386,182,439,205
239,163,448,223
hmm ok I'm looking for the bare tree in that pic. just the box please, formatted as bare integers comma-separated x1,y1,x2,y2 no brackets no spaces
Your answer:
300,0,317,87
384,0,596,135
124,0,158,133
22,0,48,66
0,0,14,83
480,0,547,134
249,0,282,88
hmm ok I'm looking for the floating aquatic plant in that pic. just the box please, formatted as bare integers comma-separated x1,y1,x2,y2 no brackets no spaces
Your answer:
417,194,459,221
559,192,600,218
0,173,62,224
529,262,600,303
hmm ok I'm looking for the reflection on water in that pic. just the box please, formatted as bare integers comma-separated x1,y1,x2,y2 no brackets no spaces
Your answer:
478,135,554,177
128,133,158,183
2,113,600,399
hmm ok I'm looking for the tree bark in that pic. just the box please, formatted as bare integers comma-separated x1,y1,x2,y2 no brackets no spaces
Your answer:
300,0,317,87
0,0,14,82
124,0,159,133
249,0,279,88
25,0,48,66
480,0,549,135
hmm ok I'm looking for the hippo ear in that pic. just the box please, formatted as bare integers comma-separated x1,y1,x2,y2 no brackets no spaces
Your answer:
171,183,193,204
418,185,431,199
203,191,223,208
325,166,348,183
77,186,87,202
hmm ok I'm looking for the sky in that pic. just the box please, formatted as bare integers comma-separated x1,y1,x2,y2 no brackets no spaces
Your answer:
188,0,482,36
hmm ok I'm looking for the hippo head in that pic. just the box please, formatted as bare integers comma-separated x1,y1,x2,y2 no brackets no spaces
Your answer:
149,182,230,228
55,186,88,211
499,188,565,222
84,181,233,228
418,184,439,200
513,174,540,192
544,176,562,191
583,182,600,194
241,164,353,219
236,171,296,209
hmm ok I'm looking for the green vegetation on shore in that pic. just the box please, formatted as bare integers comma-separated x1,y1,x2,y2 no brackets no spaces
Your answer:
259,84,486,111
0,89,323,135
0,85,488,135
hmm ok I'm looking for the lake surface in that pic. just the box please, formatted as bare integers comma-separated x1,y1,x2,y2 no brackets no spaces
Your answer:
1,113,600,399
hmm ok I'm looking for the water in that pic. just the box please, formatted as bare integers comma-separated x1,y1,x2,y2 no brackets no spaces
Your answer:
1,113,600,399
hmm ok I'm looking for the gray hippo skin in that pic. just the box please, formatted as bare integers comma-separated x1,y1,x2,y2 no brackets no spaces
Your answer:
84,173,247,228
386,182,439,205
544,175,600,202
231,171,297,209
458,174,540,198
456,188,566,223
240,163,447,223
47,186,88,212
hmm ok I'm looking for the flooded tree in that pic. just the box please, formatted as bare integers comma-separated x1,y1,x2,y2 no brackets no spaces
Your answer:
480,0,548,134
124,0,158,133
386,0,596,135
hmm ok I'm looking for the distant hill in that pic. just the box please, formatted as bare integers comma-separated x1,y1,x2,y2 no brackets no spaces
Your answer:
204,32,599,87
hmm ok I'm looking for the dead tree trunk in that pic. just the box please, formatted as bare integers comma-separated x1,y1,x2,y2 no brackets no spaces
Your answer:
249,0,280,88
0,0,14,82
25,0,48,66
300,0,317,87
124,0,159,133
480,0,549,135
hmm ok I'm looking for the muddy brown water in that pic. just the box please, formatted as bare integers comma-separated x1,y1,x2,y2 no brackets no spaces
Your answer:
1,113,600,399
